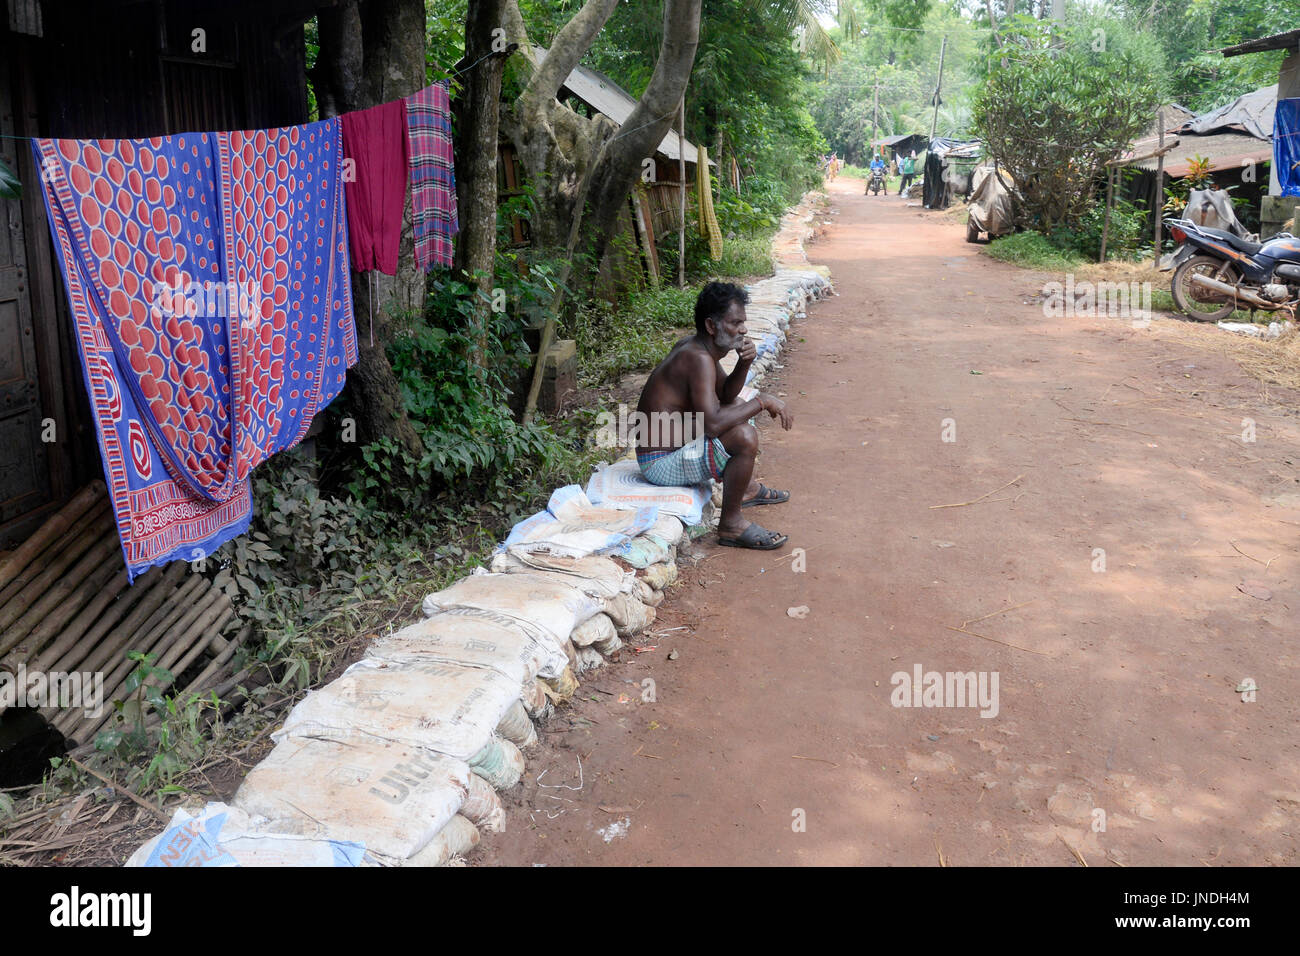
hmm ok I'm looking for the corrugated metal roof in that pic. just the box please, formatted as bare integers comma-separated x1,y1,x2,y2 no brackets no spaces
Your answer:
1221,28,1300,57
536,47,704,164
1130,131,1273,175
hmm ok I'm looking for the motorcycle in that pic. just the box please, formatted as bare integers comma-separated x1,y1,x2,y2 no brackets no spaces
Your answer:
1164,218,1300,322
866,168,885,196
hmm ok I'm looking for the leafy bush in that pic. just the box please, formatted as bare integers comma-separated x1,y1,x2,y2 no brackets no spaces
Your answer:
567,285,696,386
972,22,1159,234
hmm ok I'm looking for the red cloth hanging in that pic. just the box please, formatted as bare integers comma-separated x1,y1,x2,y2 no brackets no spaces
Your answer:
340,99,409,276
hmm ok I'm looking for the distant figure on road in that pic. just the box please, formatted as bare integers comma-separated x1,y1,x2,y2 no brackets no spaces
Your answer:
899,151,916,196
635,282,793,550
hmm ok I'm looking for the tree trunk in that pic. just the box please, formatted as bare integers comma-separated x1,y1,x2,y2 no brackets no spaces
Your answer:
311,0,426,459
454,0,514,362
581,0,702,271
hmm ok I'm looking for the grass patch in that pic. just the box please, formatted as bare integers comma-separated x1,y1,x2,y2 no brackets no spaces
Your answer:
986,232,1086,271
713,235,774,279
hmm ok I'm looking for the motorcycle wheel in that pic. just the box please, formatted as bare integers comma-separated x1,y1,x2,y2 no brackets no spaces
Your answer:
1171,255,1242,322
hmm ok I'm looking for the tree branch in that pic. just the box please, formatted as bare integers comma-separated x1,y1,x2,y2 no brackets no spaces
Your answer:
523,0,620,106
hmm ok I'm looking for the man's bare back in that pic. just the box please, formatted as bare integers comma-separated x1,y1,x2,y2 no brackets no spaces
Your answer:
634,282,794,550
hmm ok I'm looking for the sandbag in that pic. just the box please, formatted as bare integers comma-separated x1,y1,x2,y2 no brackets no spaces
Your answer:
421,571,605,647
232,736,471,861
401,814,480,867
586,458,710,526
574,646,607,673
488,549,636,600
647,512,686,547
619,534,672,569
570,612,617,648
367,606,569,683
503,485,658,558
463,773,506,833
126,802,367,868
637,581,665,607
275,658,521,762
593,631,623,657
495,698,538,749
543,666,579,701
520,679,551,719
467,736,525,789
604,592,656,636
640,561,678,590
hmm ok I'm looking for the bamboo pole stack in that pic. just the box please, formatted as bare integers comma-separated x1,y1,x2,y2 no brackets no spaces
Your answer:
0,483,245,750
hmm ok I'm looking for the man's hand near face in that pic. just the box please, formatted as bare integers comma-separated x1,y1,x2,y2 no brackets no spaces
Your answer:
736,336,757,366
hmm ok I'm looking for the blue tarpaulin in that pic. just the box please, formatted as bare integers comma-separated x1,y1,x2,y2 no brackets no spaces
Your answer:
1277,98,1300,197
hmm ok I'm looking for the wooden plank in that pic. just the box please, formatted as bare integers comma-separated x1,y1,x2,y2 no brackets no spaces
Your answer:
632,193,660,288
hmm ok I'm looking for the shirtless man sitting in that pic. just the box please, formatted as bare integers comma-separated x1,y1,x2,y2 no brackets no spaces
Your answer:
634,281,793,550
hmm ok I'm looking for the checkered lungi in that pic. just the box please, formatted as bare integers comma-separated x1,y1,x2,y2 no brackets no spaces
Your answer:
636,436,730,486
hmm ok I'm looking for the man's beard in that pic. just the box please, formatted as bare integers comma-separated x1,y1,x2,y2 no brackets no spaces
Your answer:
714,329,744,351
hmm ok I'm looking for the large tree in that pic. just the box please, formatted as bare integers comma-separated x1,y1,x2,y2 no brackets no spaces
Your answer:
310,0,427,459
500,0,702,274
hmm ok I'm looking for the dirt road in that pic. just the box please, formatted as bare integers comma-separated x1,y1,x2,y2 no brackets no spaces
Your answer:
478,176,1300,866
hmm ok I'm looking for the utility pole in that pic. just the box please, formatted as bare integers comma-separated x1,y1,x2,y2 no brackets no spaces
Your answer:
928,35,948,144
871,75,879,157
1153,109,1165,268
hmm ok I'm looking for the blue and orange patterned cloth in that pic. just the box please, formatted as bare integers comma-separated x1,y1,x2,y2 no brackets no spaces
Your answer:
35,120,357,579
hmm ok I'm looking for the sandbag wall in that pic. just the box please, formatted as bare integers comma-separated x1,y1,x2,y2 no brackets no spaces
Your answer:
0,483,244,749
126,196,833,868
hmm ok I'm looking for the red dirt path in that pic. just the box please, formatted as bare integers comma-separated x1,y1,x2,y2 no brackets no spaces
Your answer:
477,176,1300,866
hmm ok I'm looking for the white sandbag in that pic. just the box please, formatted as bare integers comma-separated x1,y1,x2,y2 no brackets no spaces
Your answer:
400,814,480,867
275,658,520,762
593,631,623,657
604,591,656,636
488,549,636,599
467,736,525,789
126,802,367,868
232,736,470,862
647,512,686,547
367,606,569,683
421,571,604,648
463,774,507,833
586,458,711,526
520,679,551,718
495,698,538,749
570,612,617,647
503,485,658,558
574,646,607,673
637,581,664,607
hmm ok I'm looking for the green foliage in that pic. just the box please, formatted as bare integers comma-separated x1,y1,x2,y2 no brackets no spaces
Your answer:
713,236,775,278
568,285,698,387
972,22,1160,234
985,232,1086,271
0,157,21,200
810,2,980,163
563,0,829,202
1109,0,1292,112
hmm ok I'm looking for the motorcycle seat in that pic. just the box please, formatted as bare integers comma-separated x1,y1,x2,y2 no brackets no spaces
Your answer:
1198,226,1261,256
